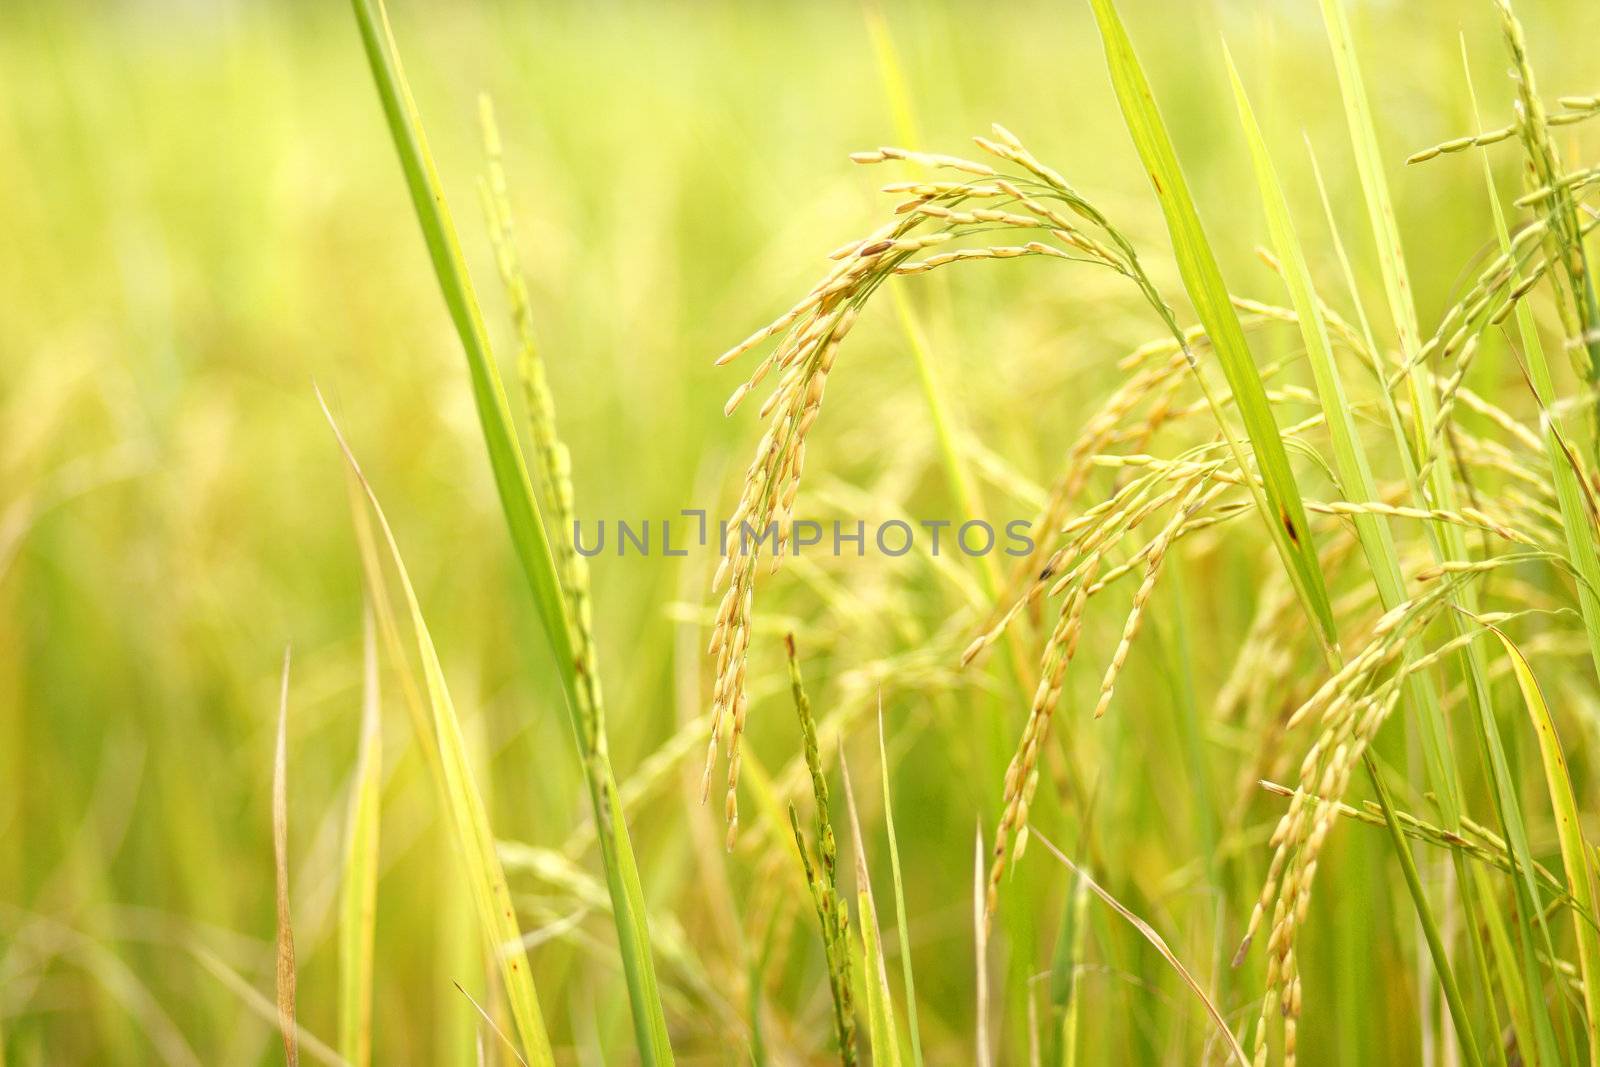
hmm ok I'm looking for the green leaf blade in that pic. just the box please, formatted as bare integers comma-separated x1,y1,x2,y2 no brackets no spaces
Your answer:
1086,0,1338,652
346,2,673,1059
325,398,555,1067
1489,625,1600,1065
337,613,383,1067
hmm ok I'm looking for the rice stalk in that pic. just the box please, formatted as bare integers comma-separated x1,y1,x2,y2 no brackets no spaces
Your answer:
1472,864,1539,1062
337,610,382,1067
346,2,671,1057
1228,47,1486,1062
1484,621,1600,1064
273,647,299,1067
973,821,991,1067
839,748,900,1067
1086,0,1340,658
1044,852,1091,1067
1030,827,1249,1066
1364,754,1481,1067
876,702,923,1067
1318,0,1565,1057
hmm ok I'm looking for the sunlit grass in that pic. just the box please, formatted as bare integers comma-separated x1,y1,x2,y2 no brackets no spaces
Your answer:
5,1,1600,1064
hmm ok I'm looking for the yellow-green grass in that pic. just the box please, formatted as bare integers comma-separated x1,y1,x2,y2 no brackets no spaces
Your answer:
4,2,1600,1064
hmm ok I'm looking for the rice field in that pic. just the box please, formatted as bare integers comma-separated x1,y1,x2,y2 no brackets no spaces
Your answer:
6,0,1600,1063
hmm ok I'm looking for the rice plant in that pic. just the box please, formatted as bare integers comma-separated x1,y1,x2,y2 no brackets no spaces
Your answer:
4,0,1600,1064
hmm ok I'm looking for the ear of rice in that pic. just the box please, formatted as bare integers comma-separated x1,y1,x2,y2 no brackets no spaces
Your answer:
1491,0,1600,402
784,635,856,1066
1462,40,1600,709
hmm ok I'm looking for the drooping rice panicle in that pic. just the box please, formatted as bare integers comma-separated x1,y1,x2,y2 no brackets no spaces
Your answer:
984,553,1099,929
1089,476,1217,720
707,125,1231,837
26,3,1600,1066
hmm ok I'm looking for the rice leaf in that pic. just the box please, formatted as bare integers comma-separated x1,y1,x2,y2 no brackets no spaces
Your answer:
1484,622,1600,1064
1224,48,1395,612
1363,752,1485,1067
273,647,299,1067
345,471,440,791
876,702,922,1067
348,0,572,679
1086,0,1338,654
856,900,899,1067
319,393,555,1067
1030,827,1249,1066
1228,51,1486,1064
1461,40,1600,704
1316,1,1563,1056
337,610,383,1067
347,2,672,1058
1044,856,1090,1067
973,821,991,1067
840,748,900,1067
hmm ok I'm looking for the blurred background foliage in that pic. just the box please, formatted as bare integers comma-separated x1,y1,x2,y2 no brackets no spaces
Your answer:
3,0,1599,1063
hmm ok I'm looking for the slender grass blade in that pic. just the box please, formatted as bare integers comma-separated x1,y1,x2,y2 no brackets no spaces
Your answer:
273,648,300,1067
337,612,383,1067
1086,0,1338,653
321,394,555,1067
